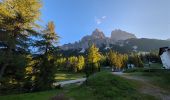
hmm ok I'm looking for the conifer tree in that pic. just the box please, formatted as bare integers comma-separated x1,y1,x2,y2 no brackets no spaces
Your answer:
67,56,78,72
77,56,85,72
108,50,117,70
34,21,59,91
0,0,42,79
86,44,101,76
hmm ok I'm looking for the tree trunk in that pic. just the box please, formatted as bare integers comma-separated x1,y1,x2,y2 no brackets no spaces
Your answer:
0,64,8,79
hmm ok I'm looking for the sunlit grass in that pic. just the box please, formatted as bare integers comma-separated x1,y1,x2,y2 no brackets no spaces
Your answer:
55,72,85,81
0,72,156,100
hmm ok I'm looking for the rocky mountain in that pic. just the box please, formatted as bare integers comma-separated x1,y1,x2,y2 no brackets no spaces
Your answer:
60,29,170,54
60,38,170,56
91,28,105,39
111,29,136,41
61,29,136,50
167,38,170,41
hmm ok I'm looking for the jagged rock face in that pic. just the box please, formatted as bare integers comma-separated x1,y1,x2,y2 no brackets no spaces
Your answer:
61,29,137,50
79,29,107,49
91,29,105,39
111,29,136,41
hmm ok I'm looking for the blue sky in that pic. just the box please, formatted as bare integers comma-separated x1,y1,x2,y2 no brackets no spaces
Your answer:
40,0,170,45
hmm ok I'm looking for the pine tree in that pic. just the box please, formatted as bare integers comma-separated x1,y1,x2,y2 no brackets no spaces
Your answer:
33,21,59,91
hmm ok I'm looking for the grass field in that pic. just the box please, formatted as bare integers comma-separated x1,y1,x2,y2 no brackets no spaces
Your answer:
0,71,156,100
145,63,163,69
124,62,170,92
66,71,156,100
0,90,60,100
127,70,170,92
55,72,85,81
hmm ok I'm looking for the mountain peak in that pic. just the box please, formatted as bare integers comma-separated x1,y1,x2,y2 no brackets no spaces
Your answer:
111,29,136,41
61,29,137,50
94,28,102,32
92,28,105,39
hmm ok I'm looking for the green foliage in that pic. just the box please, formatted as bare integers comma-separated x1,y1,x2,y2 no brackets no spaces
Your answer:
0,0,42,93
32,21,59,91
129,53,144,67
0,54,28,94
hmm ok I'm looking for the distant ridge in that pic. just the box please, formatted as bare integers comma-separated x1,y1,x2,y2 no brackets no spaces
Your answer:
61,29,136,50
60,29,170,53
111,29,136,41
167,38,170,41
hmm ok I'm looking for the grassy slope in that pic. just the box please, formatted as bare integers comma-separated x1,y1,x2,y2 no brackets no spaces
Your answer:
67,72,156,100
127,70,170,92
124,62,170,92
0,72,156,100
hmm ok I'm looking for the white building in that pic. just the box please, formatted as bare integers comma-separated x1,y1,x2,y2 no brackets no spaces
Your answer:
159,47,170,69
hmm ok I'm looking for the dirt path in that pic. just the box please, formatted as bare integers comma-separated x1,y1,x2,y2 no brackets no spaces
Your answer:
113,72,170,100
53,78,86,87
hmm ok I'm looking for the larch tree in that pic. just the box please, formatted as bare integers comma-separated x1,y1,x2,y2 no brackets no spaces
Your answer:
67,56,78,72
108,50,118,70
0,0,42,79
86,44,101,76
77,56,85,72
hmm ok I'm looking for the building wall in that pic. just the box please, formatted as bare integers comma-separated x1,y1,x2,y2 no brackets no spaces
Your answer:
160,51,170,69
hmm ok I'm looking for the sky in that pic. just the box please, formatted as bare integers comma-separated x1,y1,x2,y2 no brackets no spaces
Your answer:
40,0,170,45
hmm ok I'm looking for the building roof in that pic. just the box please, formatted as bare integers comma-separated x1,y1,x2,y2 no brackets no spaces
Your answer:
159,47,170,55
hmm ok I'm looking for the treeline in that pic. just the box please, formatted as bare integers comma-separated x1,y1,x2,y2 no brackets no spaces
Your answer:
55,50,161,73
56,56,85,72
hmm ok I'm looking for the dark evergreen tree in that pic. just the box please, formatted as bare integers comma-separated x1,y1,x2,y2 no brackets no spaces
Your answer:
33,21,59,91
0,0,41,93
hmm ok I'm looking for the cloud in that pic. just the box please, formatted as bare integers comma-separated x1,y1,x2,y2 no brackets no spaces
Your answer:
102,16,106,19
95,16,107,25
